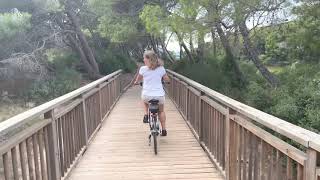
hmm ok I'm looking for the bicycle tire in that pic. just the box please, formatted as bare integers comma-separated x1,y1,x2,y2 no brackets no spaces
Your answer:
153,133,157,155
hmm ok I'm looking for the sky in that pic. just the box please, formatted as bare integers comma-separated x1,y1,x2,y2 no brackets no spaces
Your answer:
165,1,297,53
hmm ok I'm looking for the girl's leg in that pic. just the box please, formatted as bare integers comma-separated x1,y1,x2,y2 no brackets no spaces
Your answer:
159,104,166,130
143,101,149,123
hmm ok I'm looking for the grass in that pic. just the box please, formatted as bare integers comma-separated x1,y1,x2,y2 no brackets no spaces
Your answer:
0,103,28,123
267,65,286,74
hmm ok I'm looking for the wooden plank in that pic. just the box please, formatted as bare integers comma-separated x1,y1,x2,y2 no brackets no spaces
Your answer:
62,116,68,172
242,129,248,180
229,120,237,180
287,157,293,180
188,86,201,96
234,116,307,165
27,137,35,180
19,141,28,180
81,98,89,145
38,129,48,180
11,146,19,180
304,148,317,180
0,70,122,134
82,88,99,100
239,126,243,179
316,167,320,180
43,126,52,180
55,99,82,118
248,132,254,180
201,96,228,115
33,133,41,180
46,111,61,180
67,86,224,180
0,119,50,155
167,70,320,151
3,152,10,180
297,164,304,180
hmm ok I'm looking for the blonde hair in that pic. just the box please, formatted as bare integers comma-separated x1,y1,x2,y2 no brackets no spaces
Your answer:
144,50,162,70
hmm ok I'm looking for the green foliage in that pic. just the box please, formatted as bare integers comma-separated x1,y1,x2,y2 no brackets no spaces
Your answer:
0,12,31,40
98,15,139,43
171,55,245,100
24,49,81,104
95,48,136,74
288,3,320,62
139,5,167,37
26,68,81,105
45,48,80,70
90,0,141,43
244,81,274,112
140,2,208,40
244,63,320,133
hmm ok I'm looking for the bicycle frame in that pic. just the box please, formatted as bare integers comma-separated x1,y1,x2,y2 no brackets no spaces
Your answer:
147,102,161,155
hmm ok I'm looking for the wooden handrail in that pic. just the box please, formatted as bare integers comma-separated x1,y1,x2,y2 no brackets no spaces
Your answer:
167,69,320,151
0,69,132,180
0,70,122,134
166,69,320,180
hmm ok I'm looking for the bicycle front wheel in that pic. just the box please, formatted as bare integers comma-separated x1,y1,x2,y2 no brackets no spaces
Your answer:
153,134,157,155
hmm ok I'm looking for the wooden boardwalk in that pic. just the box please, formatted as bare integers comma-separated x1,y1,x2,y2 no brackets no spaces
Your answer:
67,86,224,180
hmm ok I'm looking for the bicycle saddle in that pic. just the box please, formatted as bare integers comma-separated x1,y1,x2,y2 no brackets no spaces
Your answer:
149,99,159,104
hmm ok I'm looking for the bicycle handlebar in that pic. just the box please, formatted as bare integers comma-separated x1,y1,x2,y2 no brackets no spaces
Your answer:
135,81,170,86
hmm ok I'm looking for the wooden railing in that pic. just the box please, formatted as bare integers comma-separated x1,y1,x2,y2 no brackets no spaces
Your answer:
0,70,133,180
165,70,320,180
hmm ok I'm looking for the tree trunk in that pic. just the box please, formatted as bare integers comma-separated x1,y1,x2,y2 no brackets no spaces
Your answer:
159,38,175,63
211,28,217,57
88,28,103,49
180,44,183,60
68,35,101,79
216,23,246,85
65,4,100,74
175,31,194,63
238,21,280,87
149,36,159,54
197,31,205,62
189,32,195,54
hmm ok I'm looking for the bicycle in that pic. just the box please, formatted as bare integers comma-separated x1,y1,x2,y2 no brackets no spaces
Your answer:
147,99,161,155
136,81,168,155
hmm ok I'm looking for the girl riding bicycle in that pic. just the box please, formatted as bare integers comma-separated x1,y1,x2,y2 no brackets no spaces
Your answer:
134,50,170,136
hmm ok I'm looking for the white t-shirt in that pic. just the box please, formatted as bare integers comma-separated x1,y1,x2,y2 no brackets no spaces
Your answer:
139,66,166,97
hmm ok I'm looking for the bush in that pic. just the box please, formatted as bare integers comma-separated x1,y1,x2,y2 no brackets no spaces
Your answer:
170,55,245,100
25,68,81,105
171,55,320,133
95,49,137,74
46,48,80,70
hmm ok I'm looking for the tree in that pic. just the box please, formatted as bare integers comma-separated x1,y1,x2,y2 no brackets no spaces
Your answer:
228,0,287,87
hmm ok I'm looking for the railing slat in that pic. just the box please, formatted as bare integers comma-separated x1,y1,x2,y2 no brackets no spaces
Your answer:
234,116,307,165
305,149,317,180
45,111,61,180
27,137,35,180
19,141,28,180
32,133,41,180
11,146,19,180
3,152,10,180
43,126,52,180
38,129,48,180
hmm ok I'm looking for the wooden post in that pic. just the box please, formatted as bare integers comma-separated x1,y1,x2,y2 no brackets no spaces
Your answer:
305,148,317,180
225,108,230,180
228,108,237,180
199,91,205,142
81,95,89,146
44,110,61,180
98,84,103,121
